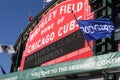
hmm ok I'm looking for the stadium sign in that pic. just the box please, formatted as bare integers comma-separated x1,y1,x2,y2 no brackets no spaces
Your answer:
20,0,94,70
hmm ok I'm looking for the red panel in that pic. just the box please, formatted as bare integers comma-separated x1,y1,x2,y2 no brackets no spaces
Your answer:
20,0,94,71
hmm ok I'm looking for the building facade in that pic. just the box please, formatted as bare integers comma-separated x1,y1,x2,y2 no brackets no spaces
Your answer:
9,0,120,79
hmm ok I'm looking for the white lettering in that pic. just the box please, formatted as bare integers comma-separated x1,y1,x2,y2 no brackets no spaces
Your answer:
58,20,76,37
27,32,55,53
60,2,83,14
81,25,114,34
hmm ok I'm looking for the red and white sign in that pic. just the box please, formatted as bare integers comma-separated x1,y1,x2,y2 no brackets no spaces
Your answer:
20,0,94,70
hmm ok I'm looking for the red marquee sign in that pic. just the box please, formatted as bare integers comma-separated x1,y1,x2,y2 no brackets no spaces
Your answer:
20,0,94,70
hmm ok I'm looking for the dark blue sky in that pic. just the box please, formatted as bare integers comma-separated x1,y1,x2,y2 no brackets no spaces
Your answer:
0,0,47,75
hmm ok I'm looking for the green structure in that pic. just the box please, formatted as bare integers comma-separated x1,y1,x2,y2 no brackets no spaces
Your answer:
1,52,120,80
